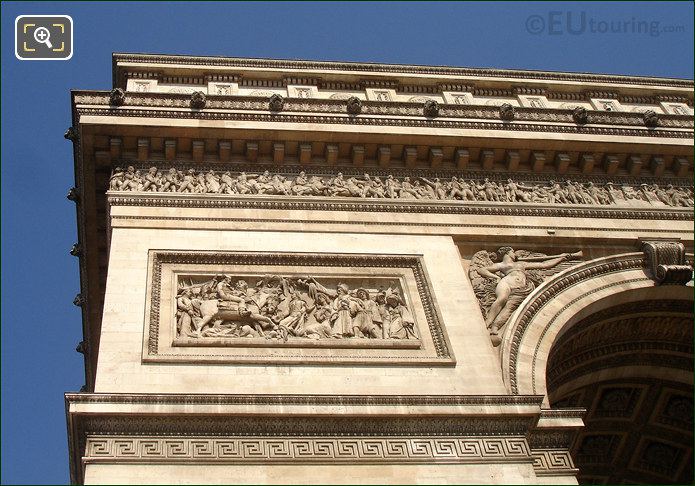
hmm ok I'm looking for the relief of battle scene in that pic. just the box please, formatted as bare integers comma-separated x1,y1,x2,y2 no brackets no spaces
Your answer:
110,166,694,208
175,274,419,343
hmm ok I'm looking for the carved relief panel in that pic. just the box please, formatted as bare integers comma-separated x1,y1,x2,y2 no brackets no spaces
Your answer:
467,247,583,346
143,251,455,365
107,166,694,209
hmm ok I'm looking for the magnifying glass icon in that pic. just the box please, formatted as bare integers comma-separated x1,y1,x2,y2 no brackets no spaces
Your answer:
33,27,53,49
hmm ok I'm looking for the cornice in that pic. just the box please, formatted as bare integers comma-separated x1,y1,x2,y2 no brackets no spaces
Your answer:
72,92,694,139
65,392,545,407
112,53,693,90
66,392,576,483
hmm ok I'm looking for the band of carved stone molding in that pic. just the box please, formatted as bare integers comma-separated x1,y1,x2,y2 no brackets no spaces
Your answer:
530,449,578,476
81,435,577,477
641,241,694,285
74,91,695,133
108,166,694,208
66,392,578,483
83,435,532,464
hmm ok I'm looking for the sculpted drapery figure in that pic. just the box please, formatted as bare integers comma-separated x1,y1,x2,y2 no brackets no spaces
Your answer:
175,275,418,342
469,247,582,345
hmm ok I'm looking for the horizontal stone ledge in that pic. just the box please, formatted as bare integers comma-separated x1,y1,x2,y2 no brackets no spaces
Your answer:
66,392,544,409
172,337,422,350
72,92,693,126
112,53,693,89
106,192,694,221
66,395,547,433
74,110,694,140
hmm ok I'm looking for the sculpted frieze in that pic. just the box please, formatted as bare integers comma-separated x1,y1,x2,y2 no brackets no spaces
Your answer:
144,252,453,365
469,247,583,346
108,166,694,208
176,274,419,343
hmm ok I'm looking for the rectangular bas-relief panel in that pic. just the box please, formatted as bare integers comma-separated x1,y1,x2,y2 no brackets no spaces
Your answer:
143,251,455,366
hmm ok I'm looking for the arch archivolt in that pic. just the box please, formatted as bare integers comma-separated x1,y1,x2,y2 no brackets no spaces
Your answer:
500,251,693,405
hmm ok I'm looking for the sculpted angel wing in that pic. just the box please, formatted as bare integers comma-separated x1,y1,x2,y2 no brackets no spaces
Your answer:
468,250,495,285
468,250,498,315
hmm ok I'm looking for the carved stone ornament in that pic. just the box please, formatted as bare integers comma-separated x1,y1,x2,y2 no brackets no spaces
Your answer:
108,88,126,106
572,106,589,124
106,166,695,209
175,274,420,343
190,91,206,110
82,435,532,465
63,126,78,142
73,293,85,307
641,241,693,285
268,93,284,112
145,252,455,366
643,109,660,128
423,99,440,118
70,243,81,257
346,96,362,115
468,247,583,345
75,340,86,354
66,187,79,202
499,103,515,121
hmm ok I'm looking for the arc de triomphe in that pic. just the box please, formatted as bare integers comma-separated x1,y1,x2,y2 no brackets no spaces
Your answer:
65,53,693,484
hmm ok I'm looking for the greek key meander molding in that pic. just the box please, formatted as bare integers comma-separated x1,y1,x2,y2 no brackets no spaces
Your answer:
507,255,648,394
67,394,578,480
82,434,577,476
531,449,578,476
113,53,693,88
146,252,454,365
83,435,533,465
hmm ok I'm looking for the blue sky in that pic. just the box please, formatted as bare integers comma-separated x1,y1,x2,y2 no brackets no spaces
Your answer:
1,1,692,484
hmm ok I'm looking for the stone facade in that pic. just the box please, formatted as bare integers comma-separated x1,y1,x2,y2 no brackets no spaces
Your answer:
66,53,694,484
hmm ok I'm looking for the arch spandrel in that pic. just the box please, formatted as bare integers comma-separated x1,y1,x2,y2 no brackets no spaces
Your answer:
500,251,694,405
